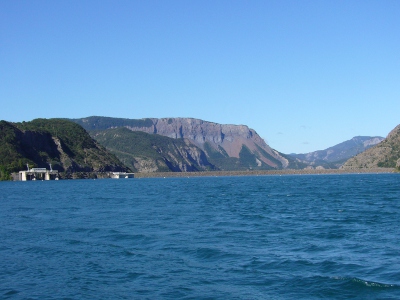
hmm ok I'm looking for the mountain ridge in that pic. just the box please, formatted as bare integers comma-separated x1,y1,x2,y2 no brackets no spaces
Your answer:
341,125,400,170
289,136,384,169
2,116,394,178
71,116,298,170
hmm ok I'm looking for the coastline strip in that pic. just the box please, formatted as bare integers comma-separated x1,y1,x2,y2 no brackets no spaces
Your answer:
134,168,396,178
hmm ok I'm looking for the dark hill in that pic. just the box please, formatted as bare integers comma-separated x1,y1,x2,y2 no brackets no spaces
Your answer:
0,119,129,179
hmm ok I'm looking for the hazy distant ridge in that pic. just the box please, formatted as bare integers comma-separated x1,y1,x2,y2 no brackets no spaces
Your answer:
290,136,384,168
342,125,400,169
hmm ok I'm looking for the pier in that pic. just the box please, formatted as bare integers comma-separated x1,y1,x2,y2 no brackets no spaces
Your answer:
19,165,59,181
110,172,135,179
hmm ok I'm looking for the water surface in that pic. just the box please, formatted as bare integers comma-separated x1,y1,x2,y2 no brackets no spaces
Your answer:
1,174,400,299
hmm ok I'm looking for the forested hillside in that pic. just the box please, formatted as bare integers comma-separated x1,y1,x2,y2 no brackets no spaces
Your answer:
92,127,215,172
342,125,400,170
0,119,129,179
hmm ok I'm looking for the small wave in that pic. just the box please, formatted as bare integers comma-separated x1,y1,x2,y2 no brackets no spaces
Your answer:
102,233,153,243
3,289,19,298
193,247,235,261
334,276,400,289
351,277,399,289
125,271,143,279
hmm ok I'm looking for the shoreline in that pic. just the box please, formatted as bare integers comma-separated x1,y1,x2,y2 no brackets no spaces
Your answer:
9,168,396,181
133,168,396,179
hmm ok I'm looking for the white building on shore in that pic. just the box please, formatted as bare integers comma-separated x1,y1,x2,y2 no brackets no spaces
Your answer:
19,164,59,181
110,172,135,179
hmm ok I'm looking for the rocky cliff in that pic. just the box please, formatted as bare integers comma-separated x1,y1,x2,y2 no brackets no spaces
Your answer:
92,128,215,173
341,125,400,169
134,118,289,168
72,116,292,170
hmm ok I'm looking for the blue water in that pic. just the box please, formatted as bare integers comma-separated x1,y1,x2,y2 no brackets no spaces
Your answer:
1,174,400,299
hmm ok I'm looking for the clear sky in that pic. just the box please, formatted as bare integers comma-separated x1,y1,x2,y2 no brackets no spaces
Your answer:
1,0,399,154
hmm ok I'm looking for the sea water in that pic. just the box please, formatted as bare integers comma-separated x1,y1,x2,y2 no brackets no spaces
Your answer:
1,174,400,299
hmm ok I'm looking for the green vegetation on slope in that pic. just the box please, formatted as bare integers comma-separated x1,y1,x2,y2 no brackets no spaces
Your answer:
203,142,278,171
0,120,35,178
239,145,258,167
342,125,400,169
71,116,154,131
376,130,400,168
254,144,284,168
71,116,299,171
91,127,215,172
0,119,129,179
203,142,239,170
0,164,11,181
18,118,98,152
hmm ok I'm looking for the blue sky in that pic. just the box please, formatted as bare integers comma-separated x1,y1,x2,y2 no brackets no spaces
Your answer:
1,0,399,154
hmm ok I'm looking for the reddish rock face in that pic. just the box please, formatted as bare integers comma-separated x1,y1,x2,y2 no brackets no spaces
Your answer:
125,117,289,169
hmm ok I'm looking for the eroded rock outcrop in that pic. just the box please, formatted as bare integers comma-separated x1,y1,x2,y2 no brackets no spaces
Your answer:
74,116,290,170
128,118,289,169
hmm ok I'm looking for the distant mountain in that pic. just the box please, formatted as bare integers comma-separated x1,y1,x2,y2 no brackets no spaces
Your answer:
0,119,129,179
341,125,400,170
71,116,303,171
92,127,215,172
289,136,384,169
